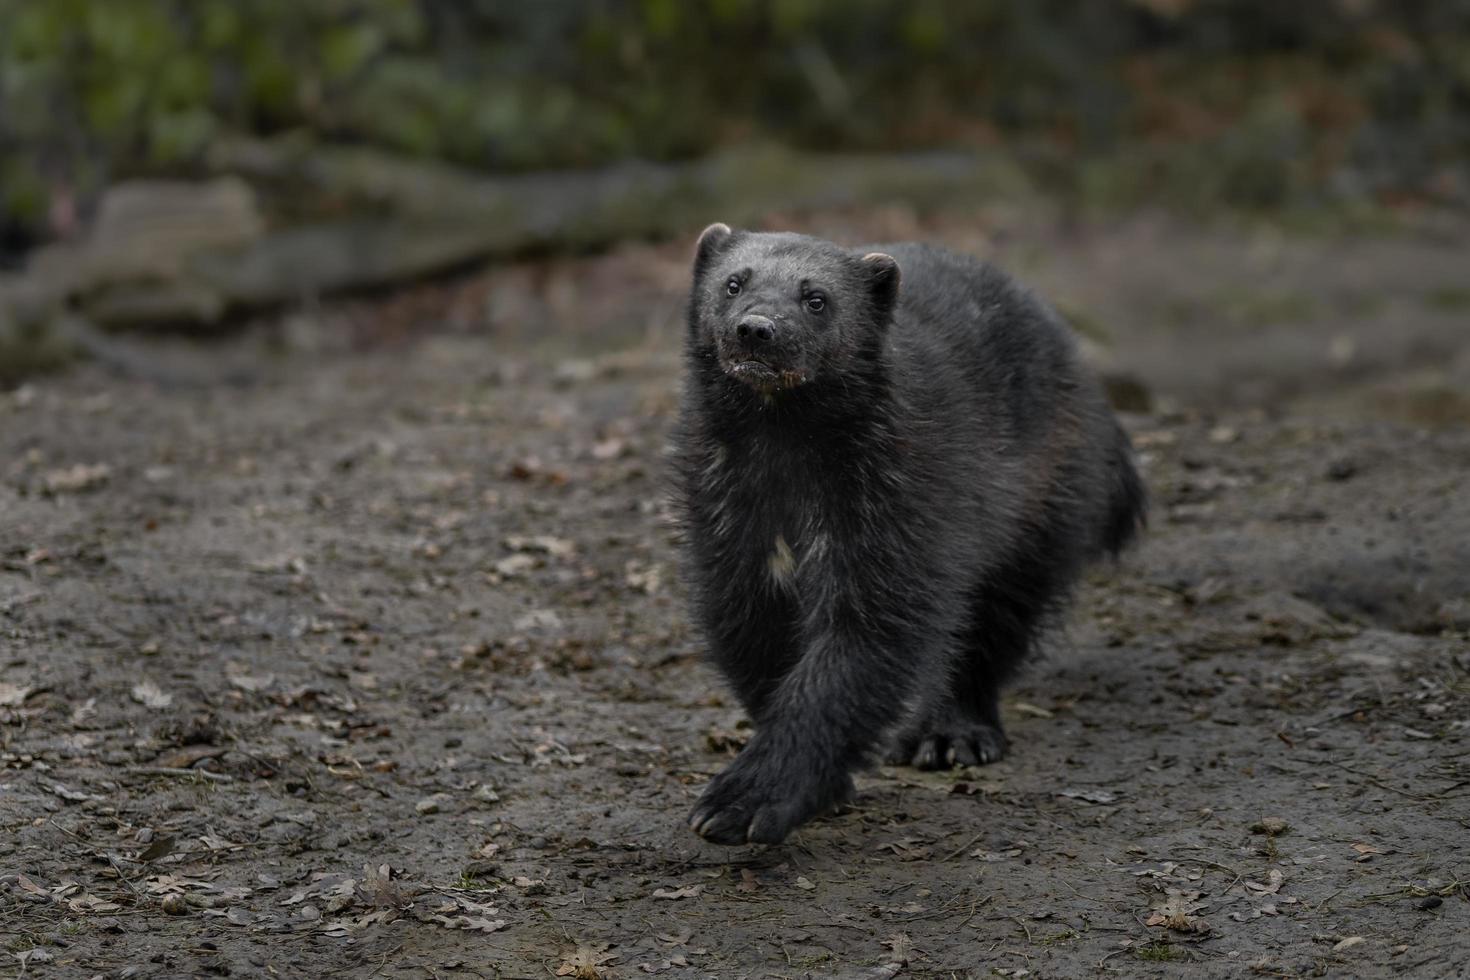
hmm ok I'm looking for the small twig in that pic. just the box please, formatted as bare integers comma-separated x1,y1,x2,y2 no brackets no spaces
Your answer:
47,819,142,899
1310,703,1378,727
891,895,973,922
1322,759,1436,801
129,766,234,783
367,943,405,979
1316,885,1348,912
1193,858,1244,893
942,832,985,862
0,591,43,615
958,894,994,928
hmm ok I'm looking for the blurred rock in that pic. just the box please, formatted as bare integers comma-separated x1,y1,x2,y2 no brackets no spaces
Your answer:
0,276,82,383
1078,335,1153,413
1,146,1019,384
28,177,263,315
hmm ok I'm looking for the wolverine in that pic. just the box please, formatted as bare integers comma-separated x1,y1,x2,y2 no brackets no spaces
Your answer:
671,224,1145,844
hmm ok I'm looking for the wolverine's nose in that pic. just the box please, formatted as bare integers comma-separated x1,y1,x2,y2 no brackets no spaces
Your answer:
735,314,776,344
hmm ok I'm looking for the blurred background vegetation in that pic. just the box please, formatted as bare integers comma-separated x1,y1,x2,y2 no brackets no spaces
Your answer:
3,0,1469,258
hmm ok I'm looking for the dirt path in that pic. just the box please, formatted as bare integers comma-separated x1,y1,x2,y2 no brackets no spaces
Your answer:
3,212,1468,978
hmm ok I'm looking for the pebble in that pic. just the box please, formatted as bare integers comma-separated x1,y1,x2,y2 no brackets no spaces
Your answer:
416,793,451,815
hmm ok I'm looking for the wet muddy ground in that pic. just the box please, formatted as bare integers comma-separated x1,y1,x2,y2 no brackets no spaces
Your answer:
3,209,1469,978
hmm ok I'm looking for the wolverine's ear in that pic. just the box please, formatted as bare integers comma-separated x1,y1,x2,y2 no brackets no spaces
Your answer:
694,222,734,273
862,252,901,315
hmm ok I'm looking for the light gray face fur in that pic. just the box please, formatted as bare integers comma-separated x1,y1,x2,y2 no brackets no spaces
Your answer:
690,224,900,393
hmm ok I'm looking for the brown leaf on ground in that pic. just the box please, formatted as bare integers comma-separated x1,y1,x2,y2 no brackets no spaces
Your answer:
1244,869,1285,895
1145,888,1210,933
227,670,275,692
881,932,915,963
68,893,123,914
878,838,933,861
556,943,617,979
505,534,576,558
424,914,507,932
154,745,226,769
131,680,173,709
705,726,751,754
0,682,35,706
43,462,111,494
137,835,178,863
1058,788,1117,804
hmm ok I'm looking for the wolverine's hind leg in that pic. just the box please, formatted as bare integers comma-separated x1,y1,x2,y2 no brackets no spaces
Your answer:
885,576,1050,770
884,693,1009,769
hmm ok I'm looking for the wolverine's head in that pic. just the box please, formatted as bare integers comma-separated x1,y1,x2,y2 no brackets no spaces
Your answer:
687,224,900,395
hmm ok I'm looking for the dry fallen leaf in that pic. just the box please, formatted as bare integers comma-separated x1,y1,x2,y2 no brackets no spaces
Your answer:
1350,842,1382,862
881,933,914,964
425,914,507,933
878,839,933,861
0,682,35,707
1145,888,1210,933
68,893,122,914
1058,788,1117,804
651,884,702,900
43,462,111,494
492,553,537,578
13,949,53,969
154,745,226,770
591,438,627,460
556,943,617,979
46,782,99,803
972,846,1024,861
1244,869,1285,895
138,835,178,863
227,670,275,692
504,534,575,558
1251,817,1290,836
131,680,173,709
794,876,817,891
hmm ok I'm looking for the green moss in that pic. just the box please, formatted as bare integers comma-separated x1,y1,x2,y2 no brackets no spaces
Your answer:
1134,942,1186,962
1424,288,1470,312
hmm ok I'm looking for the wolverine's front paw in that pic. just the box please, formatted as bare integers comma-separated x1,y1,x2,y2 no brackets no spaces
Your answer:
688,752,851,845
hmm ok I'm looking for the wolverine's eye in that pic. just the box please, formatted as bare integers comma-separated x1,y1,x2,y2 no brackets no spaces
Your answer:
726,277,741,296
804,293,826,313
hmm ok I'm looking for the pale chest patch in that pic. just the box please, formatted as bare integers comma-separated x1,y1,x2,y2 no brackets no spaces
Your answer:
767,533,796,587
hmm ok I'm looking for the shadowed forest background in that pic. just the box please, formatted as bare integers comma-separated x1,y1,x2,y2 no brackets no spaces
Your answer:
4,0,1469,253
2,3,1469,978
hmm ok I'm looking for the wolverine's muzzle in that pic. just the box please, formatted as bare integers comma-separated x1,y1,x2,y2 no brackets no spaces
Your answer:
735,314,776,345
719,314,805,391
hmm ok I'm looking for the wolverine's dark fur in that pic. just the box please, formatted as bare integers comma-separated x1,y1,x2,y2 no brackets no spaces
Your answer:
671,225,1145,845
